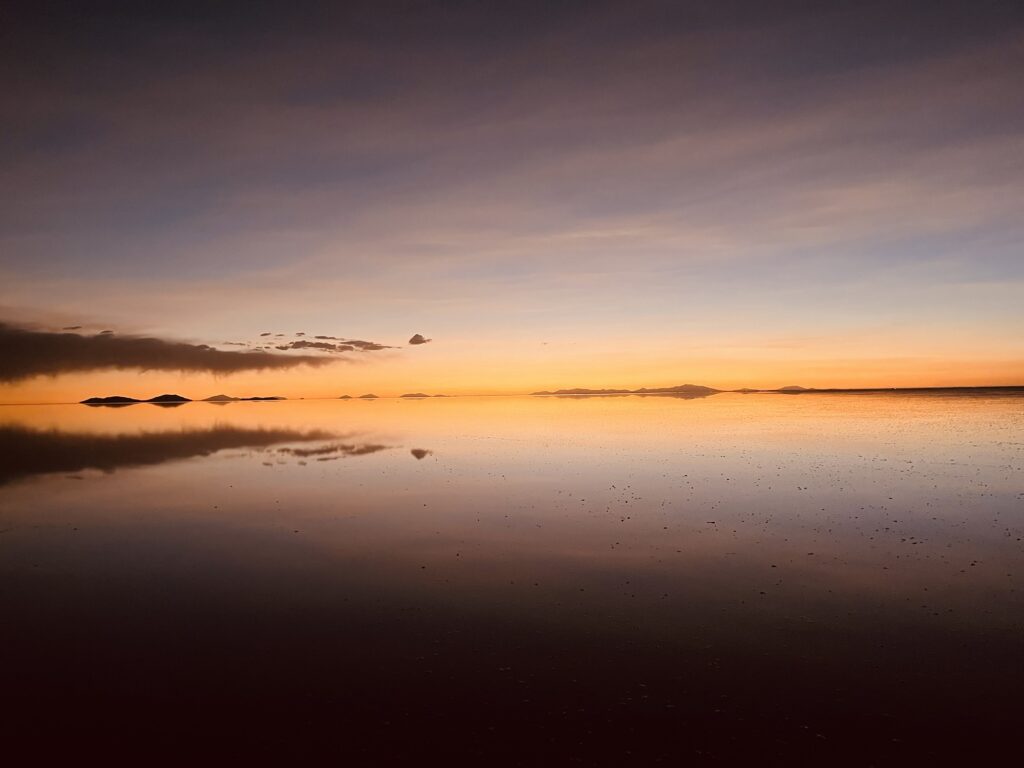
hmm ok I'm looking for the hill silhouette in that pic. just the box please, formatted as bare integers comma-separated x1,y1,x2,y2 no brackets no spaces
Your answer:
82,394,191,405
532,384,720,398
148,394,191,403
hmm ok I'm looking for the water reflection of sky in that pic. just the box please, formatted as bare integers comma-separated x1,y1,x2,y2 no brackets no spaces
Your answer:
2,394,1022,762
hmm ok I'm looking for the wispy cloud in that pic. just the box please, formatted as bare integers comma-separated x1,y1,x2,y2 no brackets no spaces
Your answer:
1,3,1021,390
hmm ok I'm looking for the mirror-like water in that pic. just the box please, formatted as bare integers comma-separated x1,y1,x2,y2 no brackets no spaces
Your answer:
2,393,1021,763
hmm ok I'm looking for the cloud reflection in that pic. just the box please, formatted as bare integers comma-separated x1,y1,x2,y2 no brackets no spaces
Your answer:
277,443,391,459
0,424,335,486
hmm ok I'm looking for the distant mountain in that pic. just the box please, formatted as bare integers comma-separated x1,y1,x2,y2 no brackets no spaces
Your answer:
203,394,238,402
532,388,632,396
532,384,720,397
238,396,285,401
81,394,191,405
734,386,1024,395
634,384,719,395
338,395,353,399
401,393,430,398
359,394,379,399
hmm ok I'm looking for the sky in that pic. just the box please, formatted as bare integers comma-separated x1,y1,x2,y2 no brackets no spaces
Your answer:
1,0,1022,402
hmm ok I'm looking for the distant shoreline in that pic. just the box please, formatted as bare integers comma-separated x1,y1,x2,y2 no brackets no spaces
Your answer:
530,385,1024,397
0,385,1021,407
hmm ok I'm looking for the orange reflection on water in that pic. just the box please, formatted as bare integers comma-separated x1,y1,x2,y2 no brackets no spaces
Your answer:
2,392,1022,761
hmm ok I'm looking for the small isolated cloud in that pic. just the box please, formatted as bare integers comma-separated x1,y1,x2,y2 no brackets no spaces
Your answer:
0,322,338,382
408,334,432,345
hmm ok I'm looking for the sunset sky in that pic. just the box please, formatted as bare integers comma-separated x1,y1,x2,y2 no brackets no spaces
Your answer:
2,1,1022,402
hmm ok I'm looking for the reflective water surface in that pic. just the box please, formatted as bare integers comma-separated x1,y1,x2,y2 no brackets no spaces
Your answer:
2,393,1022,763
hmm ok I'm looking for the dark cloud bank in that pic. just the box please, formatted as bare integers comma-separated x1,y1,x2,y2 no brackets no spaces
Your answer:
0,323,367,382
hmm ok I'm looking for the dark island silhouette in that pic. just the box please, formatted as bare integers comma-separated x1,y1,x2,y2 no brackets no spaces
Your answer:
82,393,286,406
82,393,191,406
359,394,379,399
81,395,143,405
400,393,431,398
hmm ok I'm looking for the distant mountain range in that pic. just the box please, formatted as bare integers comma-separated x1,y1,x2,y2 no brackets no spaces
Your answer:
82,393,285,405
531,384,720,397
339,393,449,399
81,385,1024,407
82,394,191,405
533,384,1024,397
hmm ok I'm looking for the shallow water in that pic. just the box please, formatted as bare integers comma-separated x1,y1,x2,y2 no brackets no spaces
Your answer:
2,393,1022,763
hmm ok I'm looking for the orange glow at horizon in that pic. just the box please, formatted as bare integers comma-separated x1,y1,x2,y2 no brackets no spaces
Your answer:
2,350,1022,404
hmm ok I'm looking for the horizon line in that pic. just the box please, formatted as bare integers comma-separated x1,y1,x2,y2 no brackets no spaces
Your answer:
3,384,1024,407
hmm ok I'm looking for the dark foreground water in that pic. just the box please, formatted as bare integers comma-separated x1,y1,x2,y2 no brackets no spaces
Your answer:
2,393,1022,764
